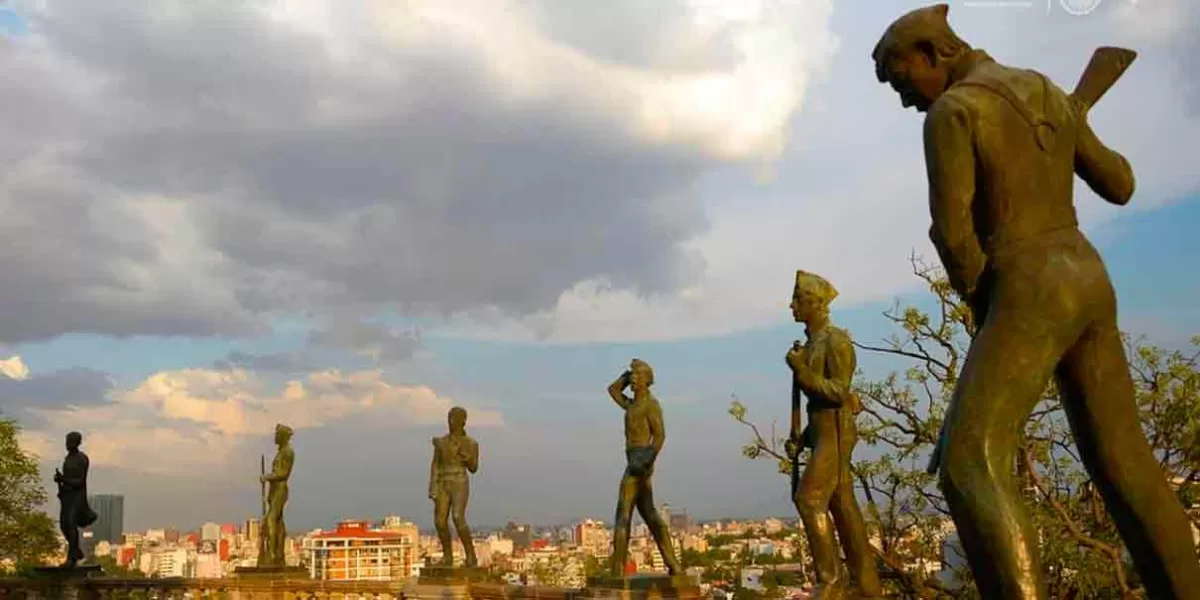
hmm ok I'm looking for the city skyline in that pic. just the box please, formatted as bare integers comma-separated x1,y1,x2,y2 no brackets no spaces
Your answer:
1,0,1198,534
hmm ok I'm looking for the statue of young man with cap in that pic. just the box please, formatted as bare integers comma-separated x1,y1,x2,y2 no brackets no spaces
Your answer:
785,270,881,599
872,4,1200,597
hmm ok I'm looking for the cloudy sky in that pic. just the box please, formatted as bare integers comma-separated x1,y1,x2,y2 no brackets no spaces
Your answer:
1,0,1196,533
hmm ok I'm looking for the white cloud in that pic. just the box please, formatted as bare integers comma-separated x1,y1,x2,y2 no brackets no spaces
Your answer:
371,0,835,161
0,356,30,380
0,0,839,345
21,367,502,474
1,0,1195,349
438,0,1200,343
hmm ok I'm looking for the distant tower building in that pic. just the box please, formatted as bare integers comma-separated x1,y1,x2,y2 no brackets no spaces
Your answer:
201,522,221,541
573,519,610,557
669,510,692,534
245,518,261,544
379,516,420,577
84,494,124,555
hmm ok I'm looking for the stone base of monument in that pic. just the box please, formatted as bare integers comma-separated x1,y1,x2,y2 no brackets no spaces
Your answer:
31,565,104,579
232,565,311,580
584,573,700,600
411,566,487,600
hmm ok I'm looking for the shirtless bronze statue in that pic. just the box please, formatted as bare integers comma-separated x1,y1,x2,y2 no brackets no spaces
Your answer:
429,406,480,568
873,4,1200,597
786,271,881,599
258,424,294,568
606,359,683,577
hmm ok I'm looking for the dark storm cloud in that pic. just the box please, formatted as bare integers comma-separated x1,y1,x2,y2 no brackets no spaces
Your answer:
307,316,422,363
0,0,712,344
0,368,113,425
212,350,316,374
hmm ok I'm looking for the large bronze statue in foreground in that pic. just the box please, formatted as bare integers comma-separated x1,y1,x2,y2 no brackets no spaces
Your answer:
606,359,683,577
873,4,1200,597
785,271,881,599
429,406,480,567
258,424,295,568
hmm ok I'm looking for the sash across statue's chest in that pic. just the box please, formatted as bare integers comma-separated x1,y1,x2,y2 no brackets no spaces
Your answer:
804,331,830,376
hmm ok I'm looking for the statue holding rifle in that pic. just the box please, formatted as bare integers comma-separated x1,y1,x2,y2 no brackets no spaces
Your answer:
873,4,1200,597
258,424,294,568
785,271,880,599
429,407,480,568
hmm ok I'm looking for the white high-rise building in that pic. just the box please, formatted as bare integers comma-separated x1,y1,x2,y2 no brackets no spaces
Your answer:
155,548,191,578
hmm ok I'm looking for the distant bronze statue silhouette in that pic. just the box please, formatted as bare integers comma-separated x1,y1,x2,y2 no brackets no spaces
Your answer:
873,4,1200,597
785,271,881,599
606,359,683,578
54,431,97,568
429,407,479,567
258,424,294,568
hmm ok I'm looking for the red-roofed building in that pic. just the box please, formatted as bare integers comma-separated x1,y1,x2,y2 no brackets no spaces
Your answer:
302,520,416,581
529,539,550,551
221,523,237,536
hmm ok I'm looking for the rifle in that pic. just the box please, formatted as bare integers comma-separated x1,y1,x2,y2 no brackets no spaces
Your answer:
789,340,803,496
926,46,1137,475
258,454,267,559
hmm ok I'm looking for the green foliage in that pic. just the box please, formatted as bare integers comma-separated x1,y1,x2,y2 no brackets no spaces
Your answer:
582,554,611,579
0,417,59,573
730,256,1200,598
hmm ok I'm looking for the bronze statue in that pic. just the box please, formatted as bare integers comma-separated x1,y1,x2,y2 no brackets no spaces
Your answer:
258,424,294,568
873,4,1200,598
429,407,480,568
54,431,97,568
606,359,683,578
785,271,881,599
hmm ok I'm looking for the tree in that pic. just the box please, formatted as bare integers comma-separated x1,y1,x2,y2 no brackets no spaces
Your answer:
582,554,612,579
731,256,1200,598
0,416,59,572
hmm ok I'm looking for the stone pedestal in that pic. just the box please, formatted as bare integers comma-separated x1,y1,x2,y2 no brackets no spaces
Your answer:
584,573,700,600
26,566,104,600
411,566,487,600
232,565,311,580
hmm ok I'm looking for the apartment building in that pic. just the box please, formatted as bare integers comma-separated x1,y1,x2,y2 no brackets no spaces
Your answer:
303,520,416,581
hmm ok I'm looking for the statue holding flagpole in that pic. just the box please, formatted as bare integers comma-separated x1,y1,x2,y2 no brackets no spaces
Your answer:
257,424,294,568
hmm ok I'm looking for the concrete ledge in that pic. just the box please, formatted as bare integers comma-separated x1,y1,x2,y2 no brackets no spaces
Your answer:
418,566,489,585
29,566,104,580
583,574,700,600
232,566,311,580
470,583,583,600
